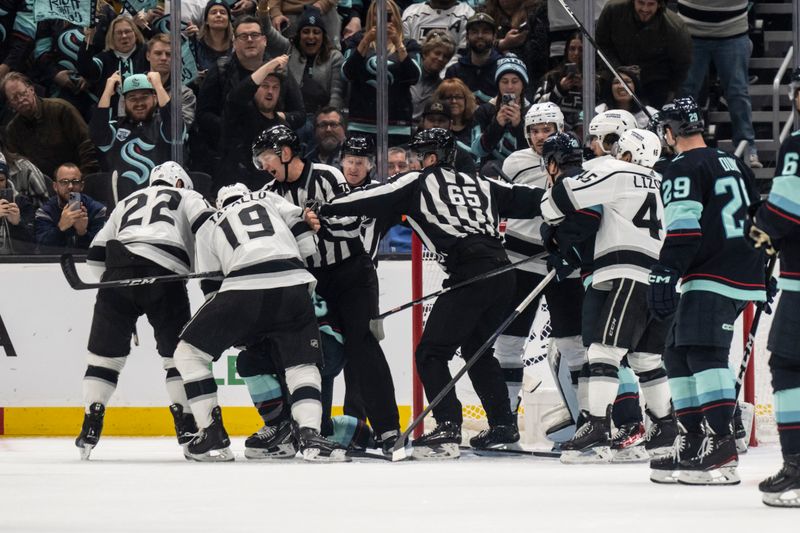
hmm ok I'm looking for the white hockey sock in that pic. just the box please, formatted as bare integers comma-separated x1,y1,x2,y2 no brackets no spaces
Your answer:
174,341,216,428
555,336,588,411
162,357,191,413
285,364,322,432
494,334,526,412
629,352,672,419
82,353,127,409
587,343,627,418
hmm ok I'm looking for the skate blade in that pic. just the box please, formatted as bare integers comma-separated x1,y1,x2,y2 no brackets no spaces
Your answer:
646,446,673,459
560,446,612,464
762,489,800,507
187,447,235,462
412,443,460,460
301,448,350,463
649,469,680,484
244,444,297,460
473,441,523,452
611,446,649,463
677,466,740,485
78,444,95,461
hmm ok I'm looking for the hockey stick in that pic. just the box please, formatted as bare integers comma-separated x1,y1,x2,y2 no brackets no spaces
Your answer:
369,252,547,340
554,0,653,120
391,270,556,461
734,255,778,400
60,254,222,290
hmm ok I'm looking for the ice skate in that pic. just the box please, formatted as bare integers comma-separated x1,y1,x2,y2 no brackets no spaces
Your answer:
185,406,234,462
760,454,800,507
644,409,679,459
169,404,198,447
649,428,704,484
611,422,648,463
677,432,739,485
412,421,461,460
244,419,296,459
560,411,612,464
469,424,521,451
297,427,350,463
75,403,105,461
375,429,400,457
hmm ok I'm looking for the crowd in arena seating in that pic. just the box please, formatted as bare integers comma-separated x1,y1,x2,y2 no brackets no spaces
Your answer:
0,0,758,256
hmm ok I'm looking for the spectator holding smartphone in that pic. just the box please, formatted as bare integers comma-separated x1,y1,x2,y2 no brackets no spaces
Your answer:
533,32,583,132
0,162,35,255
34,163,106,251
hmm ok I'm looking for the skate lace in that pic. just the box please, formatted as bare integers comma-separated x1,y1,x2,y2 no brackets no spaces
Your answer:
666,434,686,460
697,436,714,459
644,422,658,442
254,425,279,441
574,420,593,439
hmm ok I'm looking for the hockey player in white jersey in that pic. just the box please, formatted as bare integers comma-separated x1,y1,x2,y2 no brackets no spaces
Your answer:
75,162,214,460
174,184,349,463
587,109,638,159
492,102,587,446
541,129,675,463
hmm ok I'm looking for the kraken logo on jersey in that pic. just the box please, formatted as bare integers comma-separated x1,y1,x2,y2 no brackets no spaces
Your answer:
57,28,84,64
121,139,157,184
365,56,396,88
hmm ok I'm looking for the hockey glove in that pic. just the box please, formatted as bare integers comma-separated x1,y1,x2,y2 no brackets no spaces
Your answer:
743,201,777,255
540,223,559,254
546,245,582,282
647,264,680,321
764,276,778,315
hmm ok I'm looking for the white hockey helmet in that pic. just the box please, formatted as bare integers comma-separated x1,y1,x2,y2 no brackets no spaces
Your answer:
524,103,564,150
149,161,193,190
588,109,637,153
614,128,662,168
216,183,250,210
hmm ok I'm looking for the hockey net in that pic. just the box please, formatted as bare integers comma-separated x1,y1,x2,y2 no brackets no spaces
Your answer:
411,235,779,445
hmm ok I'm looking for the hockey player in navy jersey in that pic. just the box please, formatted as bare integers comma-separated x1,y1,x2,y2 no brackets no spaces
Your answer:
647,97,766,485
541,129,675,464
75,162,214,460
746,68,800,506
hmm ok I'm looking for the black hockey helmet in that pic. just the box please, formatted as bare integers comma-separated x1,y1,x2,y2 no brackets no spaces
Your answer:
541,132,583,169
659,96,704,138
789,67,800,99
341,135,375,159
408,128,456,167
252,124,301,169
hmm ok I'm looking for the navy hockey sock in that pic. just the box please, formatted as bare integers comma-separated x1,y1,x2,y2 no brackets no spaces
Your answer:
695,368,736,436
612,365,643,427
243,373,286,425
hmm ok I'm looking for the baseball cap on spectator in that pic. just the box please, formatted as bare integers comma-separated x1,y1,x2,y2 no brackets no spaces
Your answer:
466,12,497,33
495,54,529,88
122,74,154,94
203,0,232,22
422,101,452,121
297,5,326,34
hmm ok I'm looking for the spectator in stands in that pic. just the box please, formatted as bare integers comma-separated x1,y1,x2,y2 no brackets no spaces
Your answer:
486,0,549,85
147,34,197,127
595,0,692,108
2,72,99,178
0,161,35,255
534,32,583,132
471,54,530,169
0,144,49,210
343,0,422,147
264,0,341,48
418,101,476,175
402,0,474,52
34,163,106,251
77,15,150,101
595,64,657,129
305,106,347,166
411,30,457,123
445,13,501,106
261,5,345,114
388,146,410,176
90,72,180,197
0,2,34,83
432,78,477,154
677,0,760,168
194,15,304,176
191,0,234,76
221,54,305,190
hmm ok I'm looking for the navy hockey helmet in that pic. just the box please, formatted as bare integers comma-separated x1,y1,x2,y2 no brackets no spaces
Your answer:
541,132,583,169
252,125,301,169
659,96,704,138
341,135,375,159
409,128,456,167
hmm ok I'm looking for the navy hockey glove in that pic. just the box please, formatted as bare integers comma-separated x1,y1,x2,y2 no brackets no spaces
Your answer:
647,264,680,321
764,276,778,315
546,245,582,282
540,223,559,254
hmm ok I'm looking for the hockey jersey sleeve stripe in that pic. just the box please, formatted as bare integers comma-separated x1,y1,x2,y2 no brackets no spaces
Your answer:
766,198,800,225
290,220,313,239
576,208,601,220
769,175,800,213
664,200,703,232
227,257,306,278
191,211,214,234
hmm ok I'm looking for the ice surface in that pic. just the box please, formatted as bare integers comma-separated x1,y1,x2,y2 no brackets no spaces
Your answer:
0,438,795,532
